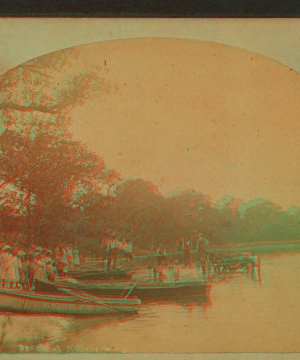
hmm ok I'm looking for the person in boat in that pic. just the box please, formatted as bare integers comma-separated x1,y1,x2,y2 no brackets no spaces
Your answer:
72,246,80,266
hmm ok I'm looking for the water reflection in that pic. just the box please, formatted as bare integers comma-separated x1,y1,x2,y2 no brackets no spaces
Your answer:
1,250,300,353
0,311,141,353
0,312,74,353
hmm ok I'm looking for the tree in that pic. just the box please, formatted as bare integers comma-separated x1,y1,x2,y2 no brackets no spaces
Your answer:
0,46,116,248
164,190,209,247
113,178,165,249
241,200,284,242
0,47,109,136
0,129,106,245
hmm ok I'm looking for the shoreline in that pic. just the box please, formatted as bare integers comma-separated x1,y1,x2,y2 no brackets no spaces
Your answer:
211,239,300,253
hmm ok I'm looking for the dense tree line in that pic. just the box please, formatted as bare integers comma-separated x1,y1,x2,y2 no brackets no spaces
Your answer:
0,50,299,256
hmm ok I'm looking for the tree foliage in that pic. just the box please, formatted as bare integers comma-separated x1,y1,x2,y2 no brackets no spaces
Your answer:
0,47,299,254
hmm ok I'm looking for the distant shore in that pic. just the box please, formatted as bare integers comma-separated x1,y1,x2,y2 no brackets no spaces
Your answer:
212,239,300,254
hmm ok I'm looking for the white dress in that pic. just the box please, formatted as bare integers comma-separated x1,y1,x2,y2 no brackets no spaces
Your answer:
6,254,18,281
61,251,68,265
0,252,7,279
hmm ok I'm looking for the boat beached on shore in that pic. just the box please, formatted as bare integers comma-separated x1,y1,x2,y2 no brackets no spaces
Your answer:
0,287,141,315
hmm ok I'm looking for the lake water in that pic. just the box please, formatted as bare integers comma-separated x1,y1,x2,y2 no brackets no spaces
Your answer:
1,249,300,353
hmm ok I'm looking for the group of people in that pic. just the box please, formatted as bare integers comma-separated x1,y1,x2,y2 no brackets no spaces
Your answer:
148,244,181,282
147,233,210,282
150,258,181,283
101,235,133,269
0,243,81,290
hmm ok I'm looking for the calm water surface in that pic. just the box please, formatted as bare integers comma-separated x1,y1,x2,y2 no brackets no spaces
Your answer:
1,250,300,353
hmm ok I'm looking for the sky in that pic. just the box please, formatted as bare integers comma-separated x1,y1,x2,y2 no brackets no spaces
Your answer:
0,19,300,209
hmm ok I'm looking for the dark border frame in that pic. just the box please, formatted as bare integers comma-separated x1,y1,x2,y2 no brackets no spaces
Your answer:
0,0,299,17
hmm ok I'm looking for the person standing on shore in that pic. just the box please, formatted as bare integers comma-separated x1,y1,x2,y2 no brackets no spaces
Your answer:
100,238,107,268
28,255,36,290
6,248,18,288
61,248,68,275
1,247,11,287
20,256,29,289
174,260,180,282
54,246,61,263
107,234,118,269
125,240,133,266
72,246,80,266
183,238,191,265
168,259,175,281
67,246,74,269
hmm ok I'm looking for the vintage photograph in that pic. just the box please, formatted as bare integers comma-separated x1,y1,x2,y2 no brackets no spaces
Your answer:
0,19,299,354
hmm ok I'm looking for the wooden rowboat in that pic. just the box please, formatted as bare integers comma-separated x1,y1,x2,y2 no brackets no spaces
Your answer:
36,278,208,301
0,288,141,315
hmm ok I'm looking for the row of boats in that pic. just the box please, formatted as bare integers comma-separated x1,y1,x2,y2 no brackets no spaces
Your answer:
0,250,258,316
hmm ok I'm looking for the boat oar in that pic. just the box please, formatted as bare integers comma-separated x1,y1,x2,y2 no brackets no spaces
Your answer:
124,280,138,299
57,286,131,313
121,279,138,298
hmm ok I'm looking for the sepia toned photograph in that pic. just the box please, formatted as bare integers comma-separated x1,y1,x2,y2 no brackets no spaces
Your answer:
0,18,299,355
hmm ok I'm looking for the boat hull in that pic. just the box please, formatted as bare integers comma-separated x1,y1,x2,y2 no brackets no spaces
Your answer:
68,269,132,281
36,279,208,301
0,288,140,315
